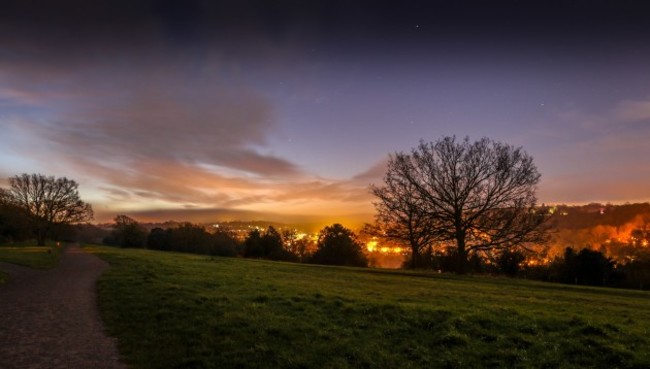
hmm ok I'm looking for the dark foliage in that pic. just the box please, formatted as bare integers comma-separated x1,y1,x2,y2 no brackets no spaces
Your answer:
415,246,487,274
0,190,31,242
496,249,527,277
243,229,264,257
617,255,650,290
146,223,239,257
147,227,172,251
72,223,109,245
522,247,623,287
169,223,216,254
211,228,240,257
106,215,147,248
559,247,615,286
282,229,316,262
242,226,298,261
520,246,650,291
310,224,368,267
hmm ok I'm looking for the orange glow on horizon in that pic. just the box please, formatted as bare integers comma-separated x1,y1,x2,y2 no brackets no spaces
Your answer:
366,240,378,252
366,238,406,255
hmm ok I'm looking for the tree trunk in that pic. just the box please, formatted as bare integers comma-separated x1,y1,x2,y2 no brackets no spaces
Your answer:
456,232,467,274
410,240,418,269
36,231,46,246
410,250,417,269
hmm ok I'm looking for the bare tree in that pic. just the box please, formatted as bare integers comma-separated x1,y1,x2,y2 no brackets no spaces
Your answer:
370,166,435,269
372,137,548,273
7,173,93,245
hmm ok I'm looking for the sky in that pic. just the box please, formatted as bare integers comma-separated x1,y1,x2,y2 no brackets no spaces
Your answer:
1,0,650,226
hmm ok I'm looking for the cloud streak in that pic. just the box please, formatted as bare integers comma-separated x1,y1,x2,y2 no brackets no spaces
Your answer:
0,42,381,223
534,98,650,204
0,24,380,222
614,99,650,123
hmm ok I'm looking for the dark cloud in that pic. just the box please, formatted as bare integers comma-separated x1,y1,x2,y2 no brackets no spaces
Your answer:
111,207,271,224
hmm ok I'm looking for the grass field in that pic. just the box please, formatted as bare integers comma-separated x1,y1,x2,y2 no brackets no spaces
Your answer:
0,242,62,284
0,242,62,269
88,246,650,369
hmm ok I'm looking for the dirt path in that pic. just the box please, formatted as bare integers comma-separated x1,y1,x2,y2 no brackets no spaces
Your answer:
0,244,126,368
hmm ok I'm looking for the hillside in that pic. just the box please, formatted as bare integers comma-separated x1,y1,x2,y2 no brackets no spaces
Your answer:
88,246,650,369
545,203,650,260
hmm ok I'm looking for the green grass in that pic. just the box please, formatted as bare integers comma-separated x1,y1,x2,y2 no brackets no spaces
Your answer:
88,246,650,369
0,242,62,284
0,243,62,269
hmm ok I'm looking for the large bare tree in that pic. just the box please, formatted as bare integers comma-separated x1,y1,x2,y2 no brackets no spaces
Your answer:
372,137,548,273
370,167,435,269
7,173,93,245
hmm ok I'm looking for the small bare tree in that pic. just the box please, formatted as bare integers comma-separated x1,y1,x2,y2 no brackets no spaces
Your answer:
372,137,548,273
7,173,93,245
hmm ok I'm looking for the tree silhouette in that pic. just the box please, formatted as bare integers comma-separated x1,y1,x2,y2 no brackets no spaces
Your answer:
6,173,93,245
282,229,315,262
211,227,239,257
243,229,264,258
169,223,215,254
496,248,527,277
261,226,284,258
370,162,435,269
145,225,239,256
243,226,297,261
0,188,31,242
372,137,547,273
557,247,615,286
112,215,147,248
147,227,171,251
311,224,368,267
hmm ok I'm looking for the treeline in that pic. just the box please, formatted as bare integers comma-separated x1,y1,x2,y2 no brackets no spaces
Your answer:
0,199,31,243
102,215,368,267
550,202,650,230
526,247,650,290
411,246,650,290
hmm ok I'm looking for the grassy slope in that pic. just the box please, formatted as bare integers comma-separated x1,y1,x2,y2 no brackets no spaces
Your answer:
88,246,650,369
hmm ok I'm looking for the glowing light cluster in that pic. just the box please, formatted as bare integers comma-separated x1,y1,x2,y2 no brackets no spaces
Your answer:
366,239,405,254
366,240,378,252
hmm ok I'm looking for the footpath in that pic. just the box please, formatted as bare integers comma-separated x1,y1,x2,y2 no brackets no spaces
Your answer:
0,244,126,368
